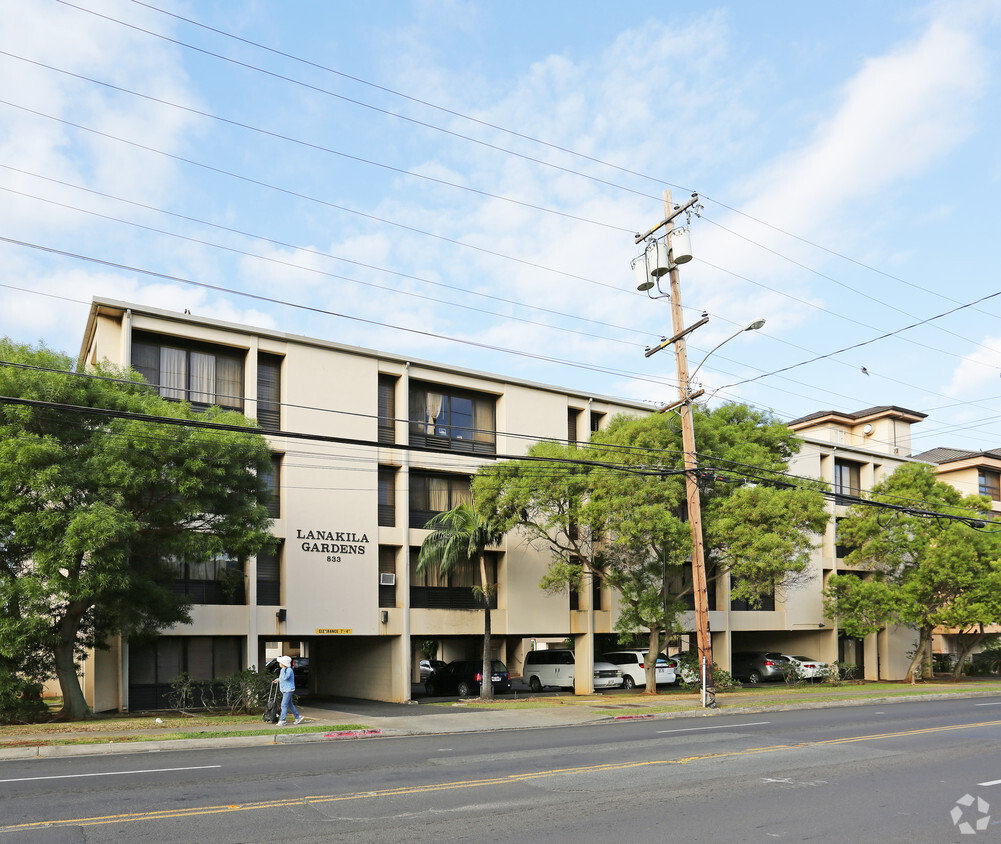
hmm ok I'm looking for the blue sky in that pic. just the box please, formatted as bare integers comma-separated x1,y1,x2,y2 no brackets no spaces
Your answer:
1,0,1000,454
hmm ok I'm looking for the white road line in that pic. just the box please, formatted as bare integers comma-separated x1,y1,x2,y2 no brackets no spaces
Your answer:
656,720,770,734
974,702,1001,706
0,764,221,784
978,779,1001,787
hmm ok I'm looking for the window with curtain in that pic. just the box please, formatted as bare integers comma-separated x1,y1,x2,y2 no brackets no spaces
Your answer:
978,468,1001,501
168,554,246,605
409,382,496,453
409,473,472,528
833,459,862,504
409,548,498,609
132,331,245,411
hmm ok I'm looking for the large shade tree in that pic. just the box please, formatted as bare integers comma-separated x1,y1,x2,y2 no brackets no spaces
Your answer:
824,462,1001,680
475,404,828,693
417,501,502,700
0,339,275,719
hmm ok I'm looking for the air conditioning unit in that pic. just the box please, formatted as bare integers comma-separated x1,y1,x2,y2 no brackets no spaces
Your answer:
379,572,396,586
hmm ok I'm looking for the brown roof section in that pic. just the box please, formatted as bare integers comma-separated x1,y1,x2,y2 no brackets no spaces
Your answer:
787,405,927,429
914,447,1001,465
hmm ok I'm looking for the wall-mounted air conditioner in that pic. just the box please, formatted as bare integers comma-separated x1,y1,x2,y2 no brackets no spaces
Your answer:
379,572,396,586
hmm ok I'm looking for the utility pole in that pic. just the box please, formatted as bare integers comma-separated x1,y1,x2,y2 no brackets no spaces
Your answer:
639,189,716,708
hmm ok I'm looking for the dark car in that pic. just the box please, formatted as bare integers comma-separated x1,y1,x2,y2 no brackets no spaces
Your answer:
730,651,791,684
424,659,511,697
266,656,310,693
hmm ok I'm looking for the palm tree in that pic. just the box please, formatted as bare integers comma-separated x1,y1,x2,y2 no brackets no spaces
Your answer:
418,501,502,700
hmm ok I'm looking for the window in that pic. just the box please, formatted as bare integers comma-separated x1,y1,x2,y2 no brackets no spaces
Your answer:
409,382,496,454
835,517,855,559
589,410,605,434
256,544,282,606
128,636,242,710
133,332,244,411
409,548,498,609
979,469,1001,501
378,375,397,444
257,353,282,432
379,545,397,608
378,468,396,527
409,473,471,528
261,453,281,518
167,555,245,605
730,576,776,612
570,569,603,611
833,459,862,504
568,409,581,445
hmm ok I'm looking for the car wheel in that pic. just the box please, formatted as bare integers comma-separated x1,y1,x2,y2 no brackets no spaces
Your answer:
529,676,543,693
457,680,473,697
747,670,761,684
622,675,636,690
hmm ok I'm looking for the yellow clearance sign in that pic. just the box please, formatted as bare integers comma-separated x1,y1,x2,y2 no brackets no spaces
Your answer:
315,628,352,634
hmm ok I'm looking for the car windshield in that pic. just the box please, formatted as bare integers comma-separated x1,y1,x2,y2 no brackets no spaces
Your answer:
789,655,814,661
490,660,507,672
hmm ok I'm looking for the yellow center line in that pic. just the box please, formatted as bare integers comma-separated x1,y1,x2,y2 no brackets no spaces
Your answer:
7,718,1001,831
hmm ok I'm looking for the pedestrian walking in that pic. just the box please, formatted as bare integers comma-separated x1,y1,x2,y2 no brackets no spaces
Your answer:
273,655,305,726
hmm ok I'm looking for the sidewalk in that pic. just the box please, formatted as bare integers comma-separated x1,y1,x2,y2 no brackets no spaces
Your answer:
4,680,1001,761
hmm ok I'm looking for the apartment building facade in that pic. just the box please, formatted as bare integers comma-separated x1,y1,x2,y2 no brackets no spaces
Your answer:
781,407,926,680
912,447,1001,662
74,300,933,710
77,299,653,710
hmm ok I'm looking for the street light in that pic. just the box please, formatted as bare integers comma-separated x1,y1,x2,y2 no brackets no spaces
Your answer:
635,191,764,709
689,319,766,383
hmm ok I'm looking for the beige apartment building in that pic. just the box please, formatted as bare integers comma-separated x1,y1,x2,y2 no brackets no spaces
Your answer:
74,301,928,710
77,298,654,710
912,447,1001,662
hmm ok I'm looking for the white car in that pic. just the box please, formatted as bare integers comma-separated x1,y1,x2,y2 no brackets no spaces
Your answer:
601,650,676,689
662,654,699,684
592,660,626,689
783,654,830,680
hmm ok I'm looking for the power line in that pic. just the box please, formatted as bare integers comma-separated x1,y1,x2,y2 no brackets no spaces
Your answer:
0,50,634,235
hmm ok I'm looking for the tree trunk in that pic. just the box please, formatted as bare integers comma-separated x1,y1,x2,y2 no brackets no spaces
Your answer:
479,553,493,701
952,625,985,680
644,626,661,695
53,613,90,719
904,626,931,684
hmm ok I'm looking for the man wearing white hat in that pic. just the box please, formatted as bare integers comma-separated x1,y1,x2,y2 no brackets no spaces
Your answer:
273,656,305,726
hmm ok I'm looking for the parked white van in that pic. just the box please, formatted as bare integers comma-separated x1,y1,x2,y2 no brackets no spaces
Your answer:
522,649,623,692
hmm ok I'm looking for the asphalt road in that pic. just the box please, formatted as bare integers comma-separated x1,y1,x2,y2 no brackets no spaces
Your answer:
3,696,1001,842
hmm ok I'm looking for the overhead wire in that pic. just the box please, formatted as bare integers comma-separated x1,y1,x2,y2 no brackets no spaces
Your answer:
6,2,1001,450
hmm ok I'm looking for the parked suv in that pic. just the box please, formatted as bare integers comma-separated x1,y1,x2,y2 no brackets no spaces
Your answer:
730,651,791,684
522,649,623,691
602,650,676,689
424,659,511,697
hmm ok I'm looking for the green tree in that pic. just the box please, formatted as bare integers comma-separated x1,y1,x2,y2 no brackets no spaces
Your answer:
475,405,828,693
417,501,502,700
0,339,275,719
824,462,1001,680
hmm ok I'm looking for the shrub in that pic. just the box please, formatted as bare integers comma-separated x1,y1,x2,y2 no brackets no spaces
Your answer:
674,651,739,692
0,666,48,725
221,667,273,715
